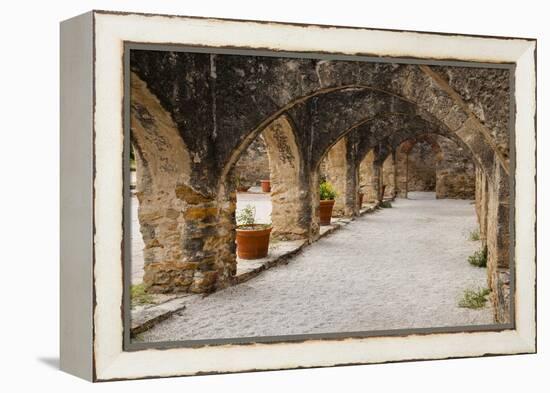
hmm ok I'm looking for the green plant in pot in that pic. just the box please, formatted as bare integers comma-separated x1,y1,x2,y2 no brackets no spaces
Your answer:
319,181,337,225
235,175,250,192
235,205,272,259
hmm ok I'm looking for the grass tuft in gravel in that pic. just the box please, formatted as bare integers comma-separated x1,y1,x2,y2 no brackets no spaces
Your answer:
458,288,491,309
380,201,392,208
468,246,487,268
131,283,154,309
469,228,480,241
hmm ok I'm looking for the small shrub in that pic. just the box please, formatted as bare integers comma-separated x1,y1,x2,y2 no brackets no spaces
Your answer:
236,205,271,229
236,204,256,226
468,247,487,268
131,283,154,308
458,288,491,309
380,201,392,208
319,181,337,200
469,228,481,241
234,175,244,187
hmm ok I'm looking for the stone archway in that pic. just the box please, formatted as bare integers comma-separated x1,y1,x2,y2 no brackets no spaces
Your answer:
129,50,511,315
394,135,443,199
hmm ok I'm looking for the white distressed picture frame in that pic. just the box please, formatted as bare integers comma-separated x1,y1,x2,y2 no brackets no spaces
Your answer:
60,10,536,381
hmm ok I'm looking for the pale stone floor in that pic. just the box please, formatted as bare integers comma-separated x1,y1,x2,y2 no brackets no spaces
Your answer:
137,191,493,342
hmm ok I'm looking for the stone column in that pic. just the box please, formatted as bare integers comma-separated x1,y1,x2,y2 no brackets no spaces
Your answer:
324,136,359,217
382,152,396,198
132,72,235,294
486,160,511,323
325,138,347,215
263,116,312,240
475,166,489,247
395,144,408,198
359,149,381,203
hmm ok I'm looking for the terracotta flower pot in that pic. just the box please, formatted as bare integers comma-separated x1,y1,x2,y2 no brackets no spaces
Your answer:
260,179,271,193
319,199,335,226
358,192,364,208
236,224,272,259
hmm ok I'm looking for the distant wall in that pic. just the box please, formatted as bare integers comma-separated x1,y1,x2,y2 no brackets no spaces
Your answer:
233,136,270,187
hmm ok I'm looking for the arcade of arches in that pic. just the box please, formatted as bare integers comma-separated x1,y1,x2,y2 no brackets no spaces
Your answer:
130,50,512,324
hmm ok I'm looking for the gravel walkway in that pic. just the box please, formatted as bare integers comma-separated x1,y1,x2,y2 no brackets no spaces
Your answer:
140,192,493,342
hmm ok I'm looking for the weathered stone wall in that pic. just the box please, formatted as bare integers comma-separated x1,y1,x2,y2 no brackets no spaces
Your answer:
324,138,348,215
359,150,381,203
395,144,408,197
322,136,360,217
129,49,511,308
485,160,511,323
430,66,510,164
435,136,476,199
407,141,437,192
263,116,312,240
233,136,270,188
392,136,475,200
382,153,396,198
131,73,226,294
475,167,489,245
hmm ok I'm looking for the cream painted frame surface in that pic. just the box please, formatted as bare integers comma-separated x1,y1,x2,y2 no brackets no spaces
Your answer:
60,10,536,381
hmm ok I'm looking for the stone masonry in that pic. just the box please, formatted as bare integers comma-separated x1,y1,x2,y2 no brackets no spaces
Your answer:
129,49,511,323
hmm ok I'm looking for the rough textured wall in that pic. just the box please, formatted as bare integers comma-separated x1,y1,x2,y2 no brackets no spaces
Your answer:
430,66,510,163
382,153,396,197
263,116,313,240
233,136,270,188
393,135,475,200
407,141,437,191
395,144,408,197
324,138,348,215
131,50,509,182
130,49,511,301
485,160,511,323
321,135,360,217
435,137,476,199
475,167,489,245
359,150,380,202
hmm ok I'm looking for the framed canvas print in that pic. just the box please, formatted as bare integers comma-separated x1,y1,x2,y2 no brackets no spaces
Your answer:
60,10,537,381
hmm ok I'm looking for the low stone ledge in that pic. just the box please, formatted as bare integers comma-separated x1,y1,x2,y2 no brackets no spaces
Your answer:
234,239,307,284
359,201,379,215
131,294,196,336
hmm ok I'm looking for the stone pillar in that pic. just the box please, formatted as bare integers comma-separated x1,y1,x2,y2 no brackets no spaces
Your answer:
359,149,382,203
325,138,347,215
263,116,311,240
486,160,511,323
309,170,321,241
132,72,234,294
325,136,359,217
395,144,408,198
382,152,396,198
475,167,489,247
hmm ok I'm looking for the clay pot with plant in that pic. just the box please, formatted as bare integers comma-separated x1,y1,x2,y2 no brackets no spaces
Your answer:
260,179,271,193
235,204,272,259
235,175,250,192
319,181,337,226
